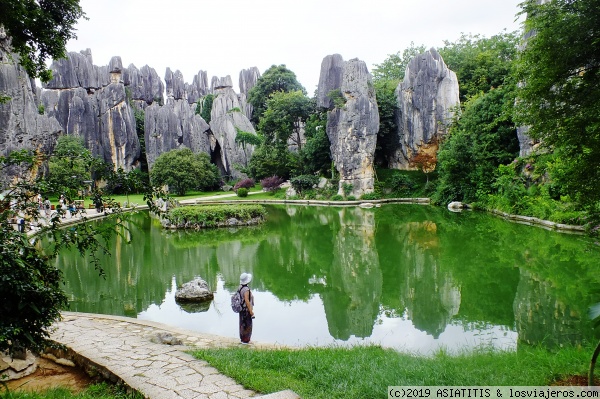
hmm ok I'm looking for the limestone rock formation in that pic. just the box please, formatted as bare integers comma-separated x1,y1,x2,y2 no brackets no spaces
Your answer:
238,67,261,118
316,54,344,109
209,77,258,178
318,55,379,197
123,64,165,107
165,68,186,101
42,51,140,170
0,35,62,181
185,70,209,105
390,48,460,169
144,97,211,170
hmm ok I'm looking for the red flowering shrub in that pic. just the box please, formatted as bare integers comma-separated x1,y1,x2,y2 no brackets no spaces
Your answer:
233,178,255,191
260,176,285,191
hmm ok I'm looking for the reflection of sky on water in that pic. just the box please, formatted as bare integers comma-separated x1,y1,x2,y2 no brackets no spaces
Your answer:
138,275,517,355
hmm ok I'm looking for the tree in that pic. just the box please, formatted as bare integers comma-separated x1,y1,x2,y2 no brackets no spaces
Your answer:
47,136,107,199
258,90,312,150
372,42,427,82
150,148,219,196
409,153,437,183
0,149,166,357
247,65,305,124
434,86,520,204
373,79,400,166
299,111,331,176
439,31,520,102
0,0,85,81
515,0,600,208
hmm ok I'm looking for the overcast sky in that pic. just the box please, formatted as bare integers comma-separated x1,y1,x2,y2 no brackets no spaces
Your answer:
65,0,525,94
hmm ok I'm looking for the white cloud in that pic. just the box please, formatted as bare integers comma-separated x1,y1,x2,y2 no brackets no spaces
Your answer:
66,0,524,93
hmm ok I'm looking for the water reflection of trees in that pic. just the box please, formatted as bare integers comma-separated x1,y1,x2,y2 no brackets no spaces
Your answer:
55,206,600,348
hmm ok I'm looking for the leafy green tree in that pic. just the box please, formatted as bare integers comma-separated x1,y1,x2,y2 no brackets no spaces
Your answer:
0,0,85,81
247,144,295,180
515,0,600,208
372,42,427,82
247,65,305,124
47,136,104,198
258,90,313,150
0,149,167,357
373,79,400,166
435,86,520,204
150,148,219,196
299,111,331,176
439,31,520,102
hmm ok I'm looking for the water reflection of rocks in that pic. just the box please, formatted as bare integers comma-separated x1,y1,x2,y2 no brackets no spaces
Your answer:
54,206,600,350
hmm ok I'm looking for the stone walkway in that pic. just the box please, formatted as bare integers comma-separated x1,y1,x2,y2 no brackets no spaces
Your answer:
50,312,299,399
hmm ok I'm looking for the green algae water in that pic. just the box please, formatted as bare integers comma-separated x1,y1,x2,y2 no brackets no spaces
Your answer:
54,204,600,354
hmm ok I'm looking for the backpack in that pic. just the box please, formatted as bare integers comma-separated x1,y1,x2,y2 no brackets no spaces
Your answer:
231,288,244,313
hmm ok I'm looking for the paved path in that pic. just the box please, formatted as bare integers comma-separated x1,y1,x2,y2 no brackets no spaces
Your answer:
50,312,299,399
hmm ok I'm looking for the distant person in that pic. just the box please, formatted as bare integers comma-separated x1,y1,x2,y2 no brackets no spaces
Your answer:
43,197,51,218
238,272,254,344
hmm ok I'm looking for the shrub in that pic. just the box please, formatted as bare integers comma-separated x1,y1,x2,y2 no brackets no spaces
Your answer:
347,195,356,201
261,176,285,192
389,173,417,195
237,188,249,197
166,204,266,227
342,183,353,197
234,178,255,191
290,175,320,194
361,192,381,200
331,194,344,201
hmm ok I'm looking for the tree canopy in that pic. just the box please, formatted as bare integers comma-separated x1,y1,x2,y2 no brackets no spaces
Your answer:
258,90,313,151
439,31,520,102
372,42,427,83
0,0,85,81
247,65,305,124
515,0,600,207
150,148,219,196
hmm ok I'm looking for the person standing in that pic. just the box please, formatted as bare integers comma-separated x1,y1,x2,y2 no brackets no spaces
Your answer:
238,272,254,344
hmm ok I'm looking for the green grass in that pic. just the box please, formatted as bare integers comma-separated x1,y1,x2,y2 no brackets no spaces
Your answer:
190,345,593,399
2,382,142,399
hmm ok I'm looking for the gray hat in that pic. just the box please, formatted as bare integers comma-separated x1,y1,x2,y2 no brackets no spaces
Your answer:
240,272,252,285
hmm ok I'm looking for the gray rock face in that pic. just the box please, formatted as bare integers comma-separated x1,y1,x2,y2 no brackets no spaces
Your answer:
390,48,460,169
41,50,141,170
318,56,379,197
317,54,345,109
209,82,258,178
0,38,62,180
123,64,164,106
144,98,211,170
185,70,209,105
238,67,261,118
174,277,214,302
165,68,186,101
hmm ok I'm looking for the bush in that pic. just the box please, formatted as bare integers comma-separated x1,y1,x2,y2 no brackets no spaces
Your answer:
237,188,249,197
166,204,266,227
347,195,356,201
234,178,255,191
261,176,285,191
331,194,344,201
290,175,320,193
361,192,381,200
389,173,417,195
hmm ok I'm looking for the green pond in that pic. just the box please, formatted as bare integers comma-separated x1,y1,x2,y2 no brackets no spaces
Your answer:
55,204,600,354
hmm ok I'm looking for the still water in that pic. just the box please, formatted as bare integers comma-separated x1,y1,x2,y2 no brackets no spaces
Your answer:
55,204,600,354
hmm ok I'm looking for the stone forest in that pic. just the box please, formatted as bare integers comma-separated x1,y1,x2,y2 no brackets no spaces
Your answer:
1,0,600,397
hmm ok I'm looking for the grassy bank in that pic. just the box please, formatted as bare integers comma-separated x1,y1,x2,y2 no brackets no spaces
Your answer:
3,382,142,399
190,345,593,399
